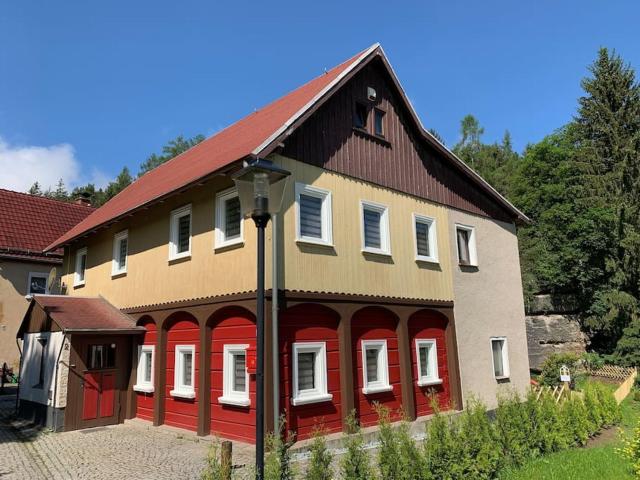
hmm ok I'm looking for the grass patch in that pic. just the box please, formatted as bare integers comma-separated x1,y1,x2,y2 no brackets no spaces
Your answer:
499,393,640,480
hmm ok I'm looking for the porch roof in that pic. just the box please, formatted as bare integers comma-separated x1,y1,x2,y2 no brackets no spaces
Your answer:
18,295,143,338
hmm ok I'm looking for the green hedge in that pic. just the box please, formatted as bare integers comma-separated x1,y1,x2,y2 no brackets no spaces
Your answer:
202,384,620,480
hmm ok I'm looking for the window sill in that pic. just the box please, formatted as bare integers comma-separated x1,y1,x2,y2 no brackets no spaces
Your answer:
133,385,154,393
111,271,127,279
415,256,439,265
291,393,333,406
218,396,250,407
361,248,392,257
495,375,510,381
458,262,478,268
170,389,195,399
73,282,85,289
215,239,244,253
362,385,393,395
417,378,443,387
352,127,392,147
296,238,335,248
168,254,191,264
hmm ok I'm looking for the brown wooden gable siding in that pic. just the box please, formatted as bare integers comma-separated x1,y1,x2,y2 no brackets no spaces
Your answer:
281,58,513,223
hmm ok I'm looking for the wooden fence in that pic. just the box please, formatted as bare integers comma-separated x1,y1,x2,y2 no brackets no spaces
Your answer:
533,365,637,404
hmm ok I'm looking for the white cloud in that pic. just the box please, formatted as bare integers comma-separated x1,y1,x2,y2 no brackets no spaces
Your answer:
0,137,108,193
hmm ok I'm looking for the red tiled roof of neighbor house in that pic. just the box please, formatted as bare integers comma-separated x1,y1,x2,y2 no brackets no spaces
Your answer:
47,44,528,251
21,295,142,335
0,189,94,262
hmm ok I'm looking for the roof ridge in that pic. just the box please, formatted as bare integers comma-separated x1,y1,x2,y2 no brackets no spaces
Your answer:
0,188,95,210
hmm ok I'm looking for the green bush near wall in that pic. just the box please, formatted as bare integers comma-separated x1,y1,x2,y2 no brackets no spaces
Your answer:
202,384,621,480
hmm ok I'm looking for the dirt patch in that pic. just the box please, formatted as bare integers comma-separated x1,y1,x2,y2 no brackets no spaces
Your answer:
585,426,619,448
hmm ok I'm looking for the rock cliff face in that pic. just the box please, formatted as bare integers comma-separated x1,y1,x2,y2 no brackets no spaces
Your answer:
525,294,587,370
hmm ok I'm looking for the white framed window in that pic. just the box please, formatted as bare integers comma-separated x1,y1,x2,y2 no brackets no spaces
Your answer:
292,342,332,406
490,337,510,380
360,200,391,255
295,183,333,246
133,345,154,393
170,345,196,398
455,224,477,266
112,230,129,276
361,340,392,394
27,272,48,296
413,214,438,263
74,247,87,287
169,205,192,260
415,339,442,386
215,188,244,249
218,344,250,407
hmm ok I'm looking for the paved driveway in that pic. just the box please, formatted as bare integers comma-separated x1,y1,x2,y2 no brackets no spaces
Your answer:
0,391,213,480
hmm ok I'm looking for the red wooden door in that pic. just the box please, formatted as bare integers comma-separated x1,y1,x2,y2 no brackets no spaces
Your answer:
81,371,116,421
82,372,100,420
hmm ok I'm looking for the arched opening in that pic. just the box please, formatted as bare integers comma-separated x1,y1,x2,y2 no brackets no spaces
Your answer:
208,306,256,443
408,309,450,417
163,312,199,431
280,303,341,440
351,306,402,427
134,315,156,421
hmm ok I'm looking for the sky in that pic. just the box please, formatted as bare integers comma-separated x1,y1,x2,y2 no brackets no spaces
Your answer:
1,1,639,192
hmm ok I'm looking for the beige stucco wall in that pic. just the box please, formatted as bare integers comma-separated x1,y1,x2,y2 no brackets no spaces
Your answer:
0,260,56,370
448,210,530,408
274,155,454,301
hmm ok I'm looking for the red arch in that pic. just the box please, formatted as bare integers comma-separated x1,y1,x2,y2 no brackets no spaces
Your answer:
408,310,450,417
351,306,403,426
135,316,157,421
164,312,199,431
280,303,341,440
209,308,257,443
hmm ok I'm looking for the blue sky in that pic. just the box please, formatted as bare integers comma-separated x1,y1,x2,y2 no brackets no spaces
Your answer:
1,1,639,191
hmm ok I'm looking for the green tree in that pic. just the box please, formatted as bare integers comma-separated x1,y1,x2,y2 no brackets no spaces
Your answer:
138,134,205,176
28,182,42,195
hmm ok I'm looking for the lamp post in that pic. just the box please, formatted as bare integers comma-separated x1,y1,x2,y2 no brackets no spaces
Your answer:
233,158,290,480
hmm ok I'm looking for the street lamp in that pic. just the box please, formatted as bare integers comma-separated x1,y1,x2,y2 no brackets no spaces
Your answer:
233,158,290,480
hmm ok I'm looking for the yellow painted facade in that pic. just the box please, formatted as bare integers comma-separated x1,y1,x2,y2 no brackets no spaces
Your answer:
62,156,454,308
273,155,454,301
61,176,264,309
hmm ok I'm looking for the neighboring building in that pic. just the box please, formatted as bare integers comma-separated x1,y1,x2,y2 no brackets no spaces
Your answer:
0,190,93,370
17,44,530,441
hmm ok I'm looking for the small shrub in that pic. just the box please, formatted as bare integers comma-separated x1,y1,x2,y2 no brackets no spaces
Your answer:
340,411,376,480
305,426,333,480
538,392,571,454
201,439,231,480
264,417,296,480
423,402,462,478
494,391,531,467
376,404,402,480
594,383,622,426
582,352,606,371
539,353,580,387
395,420,428,480
583,383,605,433
561,395,590,446
618,419,640,478
456,398,500,479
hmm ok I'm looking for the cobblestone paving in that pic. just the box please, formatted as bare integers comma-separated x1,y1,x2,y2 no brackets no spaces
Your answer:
0,392,253,480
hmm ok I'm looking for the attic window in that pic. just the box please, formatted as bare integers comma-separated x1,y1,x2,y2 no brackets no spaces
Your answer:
374,109,385,137
354,103,367,129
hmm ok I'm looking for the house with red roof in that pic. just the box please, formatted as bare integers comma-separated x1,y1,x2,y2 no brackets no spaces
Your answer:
0,190,93,370
17,44,531,441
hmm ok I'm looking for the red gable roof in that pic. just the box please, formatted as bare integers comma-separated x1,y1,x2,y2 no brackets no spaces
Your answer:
18,295,142,337
47,44,528,251
47,45,378,251
0,189,94,262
